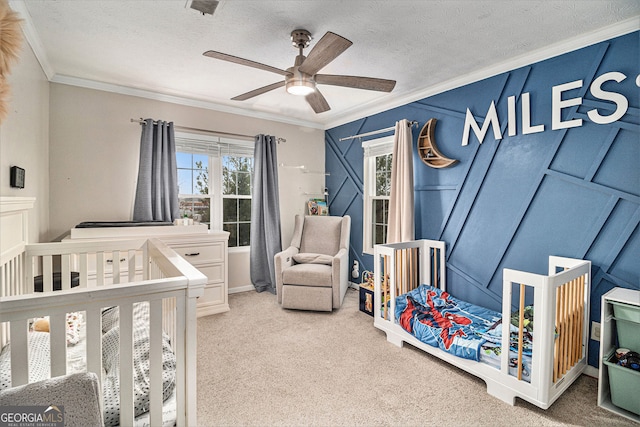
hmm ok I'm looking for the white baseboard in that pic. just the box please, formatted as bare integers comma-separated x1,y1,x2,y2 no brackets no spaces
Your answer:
584,365,599,379
228,284,256,294
232,283,361,293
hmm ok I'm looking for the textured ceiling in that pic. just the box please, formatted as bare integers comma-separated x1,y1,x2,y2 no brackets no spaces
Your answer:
12,0,640,129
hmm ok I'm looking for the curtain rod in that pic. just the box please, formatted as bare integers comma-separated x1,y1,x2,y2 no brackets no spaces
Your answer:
338,120,418,142
130,118,286,143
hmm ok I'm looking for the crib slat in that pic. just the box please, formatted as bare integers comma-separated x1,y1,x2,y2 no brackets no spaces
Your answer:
50,313,67,377
79,253,88,288
119,302,134,427
577,275,585,360
85,307,103,397
96,252,105,286
517,283,525,381
43,255,53,292
26,255,35,293
10,320,29,386
128,250,136,283
112,251,121,285
554,286,560,383
570,278,578,366
61,254,71,290
17,253,24,295
176,295,186,427
561,281,569,375
149,299,163,427
433,248,437,288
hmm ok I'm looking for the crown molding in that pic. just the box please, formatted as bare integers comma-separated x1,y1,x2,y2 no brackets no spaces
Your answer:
50,74,324,130
9,0,55,80
323,17,640,129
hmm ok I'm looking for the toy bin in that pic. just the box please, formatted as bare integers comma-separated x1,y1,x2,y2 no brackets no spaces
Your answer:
604,354,640,416
615,318,640,351
611,300,640,323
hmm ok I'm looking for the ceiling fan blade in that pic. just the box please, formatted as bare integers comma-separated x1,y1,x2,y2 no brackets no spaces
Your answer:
298,32,352,76
315,74,396,92
232,81,286,101
306,89,331,114
203,50,291,76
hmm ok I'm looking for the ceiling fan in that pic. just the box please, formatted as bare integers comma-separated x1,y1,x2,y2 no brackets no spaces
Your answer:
203,29,396,113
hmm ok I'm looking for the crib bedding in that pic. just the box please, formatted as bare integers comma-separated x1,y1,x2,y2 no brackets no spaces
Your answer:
394,284,534,380
0,303,177,427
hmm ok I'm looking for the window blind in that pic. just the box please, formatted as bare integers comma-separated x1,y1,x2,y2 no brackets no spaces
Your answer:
362,135,395,158
175,133,254,157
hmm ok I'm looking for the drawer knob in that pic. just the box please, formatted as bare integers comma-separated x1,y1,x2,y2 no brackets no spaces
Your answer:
106,258,126,263
185,252,200,257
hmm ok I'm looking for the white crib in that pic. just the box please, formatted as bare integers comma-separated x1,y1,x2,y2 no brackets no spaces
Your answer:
373,239,591,410
0,197,205,426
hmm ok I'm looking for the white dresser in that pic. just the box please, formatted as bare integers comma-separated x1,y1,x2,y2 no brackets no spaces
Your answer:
67,224,230,317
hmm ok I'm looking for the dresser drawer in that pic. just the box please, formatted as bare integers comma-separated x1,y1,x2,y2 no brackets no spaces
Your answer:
201,283,225,306
168,242,225,264
197,264,224,284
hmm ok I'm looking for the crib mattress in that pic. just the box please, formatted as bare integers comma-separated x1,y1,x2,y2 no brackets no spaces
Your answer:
395,284,534,382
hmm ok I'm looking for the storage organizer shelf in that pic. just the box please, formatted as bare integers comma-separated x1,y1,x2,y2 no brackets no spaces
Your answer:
598,287,640,422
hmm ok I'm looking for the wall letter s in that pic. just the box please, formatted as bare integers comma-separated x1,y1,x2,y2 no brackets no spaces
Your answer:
587,72,628,124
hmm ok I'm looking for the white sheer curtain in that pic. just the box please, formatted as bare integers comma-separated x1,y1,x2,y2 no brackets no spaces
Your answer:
386,119,414,243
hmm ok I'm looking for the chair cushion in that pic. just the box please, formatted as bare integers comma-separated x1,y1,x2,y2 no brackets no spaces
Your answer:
299,216,343,255
292,253,333,265
282,263,332,287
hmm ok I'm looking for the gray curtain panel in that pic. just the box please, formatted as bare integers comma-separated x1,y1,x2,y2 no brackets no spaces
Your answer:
250,134,282,294
133,119,179,222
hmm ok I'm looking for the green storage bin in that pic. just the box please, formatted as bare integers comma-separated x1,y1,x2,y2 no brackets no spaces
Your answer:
616,318,640,351
611,301,640,323
604,355,640,416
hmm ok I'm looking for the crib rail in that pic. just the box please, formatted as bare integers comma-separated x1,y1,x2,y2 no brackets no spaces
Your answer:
0,238,206,427
373,240,445,322
503,257,590,402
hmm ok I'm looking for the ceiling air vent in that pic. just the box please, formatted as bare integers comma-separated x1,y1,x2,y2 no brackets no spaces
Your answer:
187,0,219,16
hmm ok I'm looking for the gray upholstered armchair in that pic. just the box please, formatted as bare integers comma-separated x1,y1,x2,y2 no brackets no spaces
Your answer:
274,215,351,311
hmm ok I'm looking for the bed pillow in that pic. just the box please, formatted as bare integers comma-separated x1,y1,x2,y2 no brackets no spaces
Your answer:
293,253,333,265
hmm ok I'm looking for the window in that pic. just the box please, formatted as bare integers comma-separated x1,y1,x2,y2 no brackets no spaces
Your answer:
175,133,254,248
177,152,211,226
222,156,253,247
362,135,394,254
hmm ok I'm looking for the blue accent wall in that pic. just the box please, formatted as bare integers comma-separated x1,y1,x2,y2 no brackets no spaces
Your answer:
325,32,639,368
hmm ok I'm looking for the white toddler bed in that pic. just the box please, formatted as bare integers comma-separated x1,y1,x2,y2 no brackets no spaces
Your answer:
0,197,206,426
373,239,591,409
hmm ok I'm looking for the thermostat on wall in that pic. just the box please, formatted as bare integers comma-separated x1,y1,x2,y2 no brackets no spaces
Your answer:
10,166,25,189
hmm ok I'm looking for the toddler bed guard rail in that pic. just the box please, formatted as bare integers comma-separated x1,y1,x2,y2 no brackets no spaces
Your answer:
373,239,591,409
0,233,206,426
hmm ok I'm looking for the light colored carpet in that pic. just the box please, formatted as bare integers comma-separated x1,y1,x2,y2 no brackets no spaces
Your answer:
197,288,635,427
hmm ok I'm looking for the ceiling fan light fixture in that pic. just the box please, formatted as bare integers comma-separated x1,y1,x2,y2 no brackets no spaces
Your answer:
286,80,315,96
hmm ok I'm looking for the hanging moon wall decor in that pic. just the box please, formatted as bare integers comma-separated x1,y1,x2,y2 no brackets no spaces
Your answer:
417,118,458,168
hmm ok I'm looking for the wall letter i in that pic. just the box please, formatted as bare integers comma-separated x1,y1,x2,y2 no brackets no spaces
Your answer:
507,95,517,137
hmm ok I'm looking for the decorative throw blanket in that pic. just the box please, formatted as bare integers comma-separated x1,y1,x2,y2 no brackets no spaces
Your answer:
0,303,176,427
395,285,501,361
101,303,176,427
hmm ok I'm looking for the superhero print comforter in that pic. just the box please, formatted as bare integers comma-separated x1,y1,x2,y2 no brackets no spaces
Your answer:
395,285,534,366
